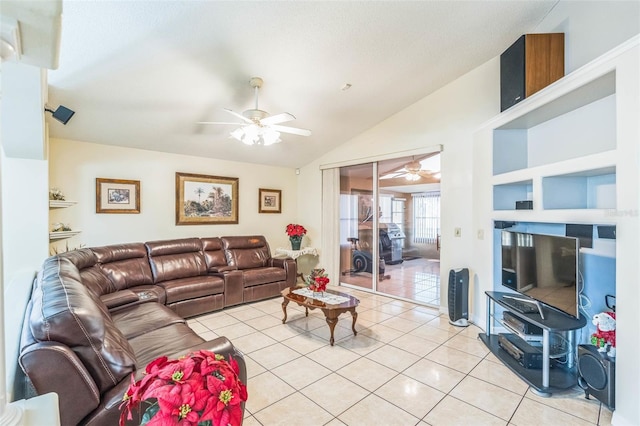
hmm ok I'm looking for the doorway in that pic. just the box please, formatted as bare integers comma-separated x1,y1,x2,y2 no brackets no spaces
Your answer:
338,153,441,306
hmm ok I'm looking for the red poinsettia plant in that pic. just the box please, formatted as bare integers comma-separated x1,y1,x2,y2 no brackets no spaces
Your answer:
285,223,307,238
119,350,247,426
306,268,330,292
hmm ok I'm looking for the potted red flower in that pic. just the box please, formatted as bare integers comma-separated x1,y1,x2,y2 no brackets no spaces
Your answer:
285,224,307,250
119,350,247,426
306,268,329,295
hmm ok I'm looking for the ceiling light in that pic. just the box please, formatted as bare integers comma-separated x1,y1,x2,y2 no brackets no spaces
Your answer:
405,173,420,181
230,125,282,146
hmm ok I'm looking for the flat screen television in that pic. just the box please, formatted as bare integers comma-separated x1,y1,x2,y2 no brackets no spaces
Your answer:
501,230,580,319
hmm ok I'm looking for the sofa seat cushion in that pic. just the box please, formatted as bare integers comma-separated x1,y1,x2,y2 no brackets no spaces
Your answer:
111,303,185,340
243,266,286,287
128,323,205,367
157,276,224,304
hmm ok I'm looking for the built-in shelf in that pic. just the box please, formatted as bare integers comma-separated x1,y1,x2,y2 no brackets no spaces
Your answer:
49,230,82,241
49,200,77,208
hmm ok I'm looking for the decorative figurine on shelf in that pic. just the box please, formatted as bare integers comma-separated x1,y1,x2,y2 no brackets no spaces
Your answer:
49,187,66,201
51,223,72,232
591,311,616,357
285,223,307,250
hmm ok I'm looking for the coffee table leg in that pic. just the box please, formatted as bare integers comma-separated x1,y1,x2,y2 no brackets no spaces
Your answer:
281,298,289,324
350,309,358,336
325,317,338,346
305,307,309,317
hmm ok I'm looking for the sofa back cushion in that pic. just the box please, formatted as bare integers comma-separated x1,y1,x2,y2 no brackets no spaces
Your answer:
145,238,207,283
58,248,115,297
222,236,270,270
92,243,154,291
29,256,137,394
201,237,228,272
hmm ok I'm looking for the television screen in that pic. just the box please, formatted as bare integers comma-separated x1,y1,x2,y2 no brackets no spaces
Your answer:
501,230,579,318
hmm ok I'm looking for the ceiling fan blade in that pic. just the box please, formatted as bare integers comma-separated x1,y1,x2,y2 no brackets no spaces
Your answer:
223,108,252,124
260,112,296,126
197,121,244,125
270,124,312,137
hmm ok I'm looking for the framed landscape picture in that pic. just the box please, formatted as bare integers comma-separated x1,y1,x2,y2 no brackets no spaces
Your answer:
96,178,140,213
176,172,239,225
258,188,281,213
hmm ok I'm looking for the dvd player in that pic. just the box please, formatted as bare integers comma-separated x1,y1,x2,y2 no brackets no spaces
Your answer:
503,311,543,342
498,333,543,369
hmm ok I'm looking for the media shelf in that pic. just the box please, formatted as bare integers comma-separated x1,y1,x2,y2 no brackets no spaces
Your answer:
480,291,587,396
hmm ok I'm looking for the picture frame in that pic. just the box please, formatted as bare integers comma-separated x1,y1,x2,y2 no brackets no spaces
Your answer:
176,172,239,225
258,188,282,214
96,178,140,214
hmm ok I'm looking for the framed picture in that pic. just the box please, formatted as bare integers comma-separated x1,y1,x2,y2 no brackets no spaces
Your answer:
176,172,239,225
96,178,140,214
258,188,282,213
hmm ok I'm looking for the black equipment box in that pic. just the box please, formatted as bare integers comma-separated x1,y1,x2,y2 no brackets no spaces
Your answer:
515,200,533,210
498,333,543,369
503,311,543,335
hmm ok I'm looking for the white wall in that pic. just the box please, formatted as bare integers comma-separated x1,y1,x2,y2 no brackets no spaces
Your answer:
49,139,299,250
535,1,640,73
299,57,500,308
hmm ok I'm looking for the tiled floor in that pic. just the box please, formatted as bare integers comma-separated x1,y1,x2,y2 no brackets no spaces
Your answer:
188,286,612,426
340,258,441,305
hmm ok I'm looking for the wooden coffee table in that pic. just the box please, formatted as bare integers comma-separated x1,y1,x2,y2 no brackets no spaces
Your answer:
281,288,360,346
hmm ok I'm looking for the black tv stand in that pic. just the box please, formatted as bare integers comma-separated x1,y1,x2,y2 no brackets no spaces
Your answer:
480,291,586,396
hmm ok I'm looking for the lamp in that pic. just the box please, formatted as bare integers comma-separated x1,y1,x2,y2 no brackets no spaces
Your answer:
230,125,282,146
44,105,75,125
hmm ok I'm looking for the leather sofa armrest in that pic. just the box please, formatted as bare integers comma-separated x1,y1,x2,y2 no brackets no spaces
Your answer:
20,342,101,426
211,265,238,273
269,257,297,288
223,270,244,307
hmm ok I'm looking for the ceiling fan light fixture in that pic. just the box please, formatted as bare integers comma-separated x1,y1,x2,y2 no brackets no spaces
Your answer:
405,173,420,181
230,125,282,146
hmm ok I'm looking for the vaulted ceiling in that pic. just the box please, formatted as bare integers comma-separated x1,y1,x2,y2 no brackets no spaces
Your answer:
40,1,558,168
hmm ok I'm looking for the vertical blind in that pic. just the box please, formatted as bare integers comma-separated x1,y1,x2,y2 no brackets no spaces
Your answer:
412,192,441,244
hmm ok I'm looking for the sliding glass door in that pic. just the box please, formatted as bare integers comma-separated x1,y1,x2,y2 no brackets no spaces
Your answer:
338,163,375,291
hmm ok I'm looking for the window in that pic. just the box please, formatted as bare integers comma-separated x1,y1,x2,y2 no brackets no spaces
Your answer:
392,199,404,225
413,192,440,244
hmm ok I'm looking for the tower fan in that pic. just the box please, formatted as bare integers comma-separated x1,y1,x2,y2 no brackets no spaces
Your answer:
448,268,469,327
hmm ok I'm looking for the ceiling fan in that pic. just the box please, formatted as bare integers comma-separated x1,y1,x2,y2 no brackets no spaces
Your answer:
382,158,440,182
198,77,311,146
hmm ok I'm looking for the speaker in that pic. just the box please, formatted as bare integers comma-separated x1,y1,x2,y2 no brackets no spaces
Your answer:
500,33,564,111
448,268,469,327
577,344,615,410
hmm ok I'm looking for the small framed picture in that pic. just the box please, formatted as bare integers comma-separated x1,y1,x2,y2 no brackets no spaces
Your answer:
96,178,140,214
258,188,281,213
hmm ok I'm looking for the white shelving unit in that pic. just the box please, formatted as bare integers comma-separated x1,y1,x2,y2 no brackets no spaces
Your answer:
472,38,640,417
491,70,617,223
49,199,80,242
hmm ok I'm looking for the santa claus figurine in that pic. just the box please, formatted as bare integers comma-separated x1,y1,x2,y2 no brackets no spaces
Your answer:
591,311,616,357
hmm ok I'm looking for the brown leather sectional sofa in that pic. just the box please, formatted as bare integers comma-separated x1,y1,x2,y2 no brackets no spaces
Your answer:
17,235,296,425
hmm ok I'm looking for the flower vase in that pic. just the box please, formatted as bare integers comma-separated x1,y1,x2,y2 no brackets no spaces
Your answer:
290,236,302,251
312,291,324,299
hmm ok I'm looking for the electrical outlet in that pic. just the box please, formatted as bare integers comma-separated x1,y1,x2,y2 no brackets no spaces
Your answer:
477,229,484,240
454,227,462,237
